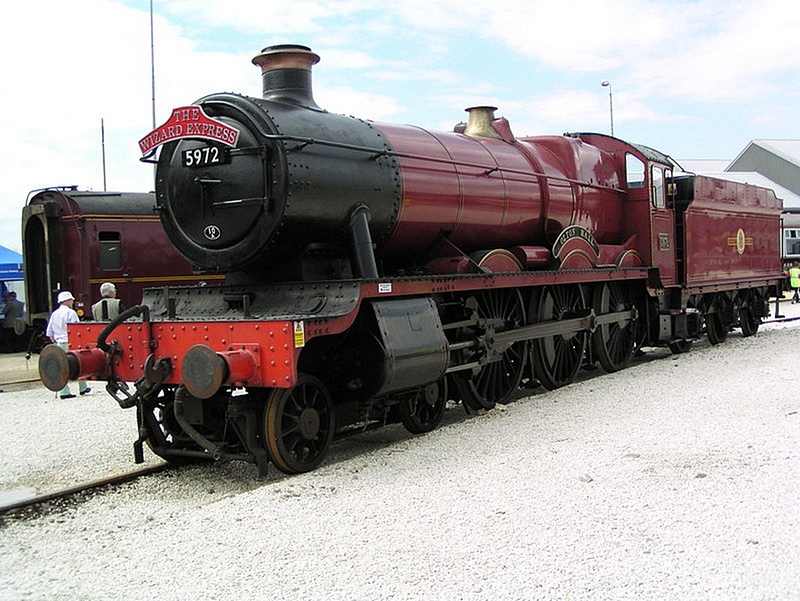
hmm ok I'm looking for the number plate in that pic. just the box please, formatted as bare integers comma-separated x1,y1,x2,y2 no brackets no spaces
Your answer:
181,146,230,168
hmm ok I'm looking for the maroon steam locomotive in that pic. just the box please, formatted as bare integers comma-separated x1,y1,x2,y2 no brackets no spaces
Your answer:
40,45,783,475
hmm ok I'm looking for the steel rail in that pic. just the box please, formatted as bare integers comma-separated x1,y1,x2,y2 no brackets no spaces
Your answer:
0,377,40,386
0,464,169,516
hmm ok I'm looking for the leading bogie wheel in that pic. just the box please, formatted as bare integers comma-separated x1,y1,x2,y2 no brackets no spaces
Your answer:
398,378,448,434
263,374,335,474
142,386,204,466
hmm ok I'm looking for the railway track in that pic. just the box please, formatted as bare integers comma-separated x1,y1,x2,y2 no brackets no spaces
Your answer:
0,464,169,518
765,316,800,324
0,377,40,386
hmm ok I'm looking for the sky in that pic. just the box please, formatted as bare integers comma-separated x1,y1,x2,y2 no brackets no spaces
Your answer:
1,0,799,253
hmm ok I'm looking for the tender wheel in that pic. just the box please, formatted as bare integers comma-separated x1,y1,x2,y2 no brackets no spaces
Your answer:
263,374,334,474
668,339,692,354
739,307,759,337
530,285,587,390
593,282,638,372
398,379,448,434
706,313,728,345
452,289,528,410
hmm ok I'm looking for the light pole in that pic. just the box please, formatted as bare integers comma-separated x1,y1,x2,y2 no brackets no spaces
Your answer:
600,80,614,137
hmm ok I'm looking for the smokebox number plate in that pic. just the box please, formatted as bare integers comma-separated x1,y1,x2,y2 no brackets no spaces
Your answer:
182,146,230,168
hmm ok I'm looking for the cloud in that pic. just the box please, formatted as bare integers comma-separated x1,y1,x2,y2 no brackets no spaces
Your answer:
632,0,800,102
367,67,464,86
0,1,159,250
373,0,800,105
161,0,375,35
316,48,382,70
316,86,405,120
0,0,260,252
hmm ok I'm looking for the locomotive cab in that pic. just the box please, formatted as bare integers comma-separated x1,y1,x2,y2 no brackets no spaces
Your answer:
569,133,680,286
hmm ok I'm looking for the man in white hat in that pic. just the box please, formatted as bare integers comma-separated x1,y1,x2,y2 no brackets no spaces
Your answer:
45,291,90,398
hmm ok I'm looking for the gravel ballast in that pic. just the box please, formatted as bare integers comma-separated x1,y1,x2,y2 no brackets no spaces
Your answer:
1,302,799,600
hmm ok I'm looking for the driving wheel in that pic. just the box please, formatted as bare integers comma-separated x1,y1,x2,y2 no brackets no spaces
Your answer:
452,289,528,410
263,374,335,474
530,284,588,389
593,282,638,372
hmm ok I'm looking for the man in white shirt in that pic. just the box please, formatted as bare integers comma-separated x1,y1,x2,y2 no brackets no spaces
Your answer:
46,291,89,399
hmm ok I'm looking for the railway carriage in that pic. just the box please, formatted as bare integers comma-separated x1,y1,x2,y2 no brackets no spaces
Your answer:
22,187,220,334
40,45,783,475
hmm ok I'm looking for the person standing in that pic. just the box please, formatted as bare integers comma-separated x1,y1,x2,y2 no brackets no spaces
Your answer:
790,263,800,304
91,282,123,321
45,291,89,398
2,291,25,352
0,291,7,352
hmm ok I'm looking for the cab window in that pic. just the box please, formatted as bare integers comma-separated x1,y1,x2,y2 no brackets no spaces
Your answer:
651,165,665,208
626,154,645,189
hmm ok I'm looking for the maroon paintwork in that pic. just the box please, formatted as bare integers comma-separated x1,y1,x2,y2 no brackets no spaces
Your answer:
374,123,625,259
372,124,782,291
682,176,782,286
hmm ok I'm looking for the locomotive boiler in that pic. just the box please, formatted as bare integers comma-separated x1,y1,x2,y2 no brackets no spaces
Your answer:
153,46,627,279
40,44,784,476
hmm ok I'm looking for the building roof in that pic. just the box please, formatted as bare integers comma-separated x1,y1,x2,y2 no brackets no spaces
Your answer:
679,138,800,209
678,159,731,173
729,139,800,169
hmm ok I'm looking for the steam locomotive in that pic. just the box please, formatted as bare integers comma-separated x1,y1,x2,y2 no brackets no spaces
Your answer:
40,45,783,475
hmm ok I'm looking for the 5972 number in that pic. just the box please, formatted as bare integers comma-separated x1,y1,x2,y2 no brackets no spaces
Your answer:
182,146,229,168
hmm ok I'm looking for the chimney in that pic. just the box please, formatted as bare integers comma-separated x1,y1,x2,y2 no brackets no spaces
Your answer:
251,44,321,109
463,106,502,139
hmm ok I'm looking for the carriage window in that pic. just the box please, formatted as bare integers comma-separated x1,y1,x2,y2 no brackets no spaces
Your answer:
651,165,665,208
99,231,122,270
625,153,645,189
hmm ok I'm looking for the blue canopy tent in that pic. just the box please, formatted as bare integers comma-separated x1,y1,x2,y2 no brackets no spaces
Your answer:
0,245,23,298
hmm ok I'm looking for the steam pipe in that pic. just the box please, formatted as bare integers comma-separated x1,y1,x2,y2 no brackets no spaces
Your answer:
348,204,379,278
